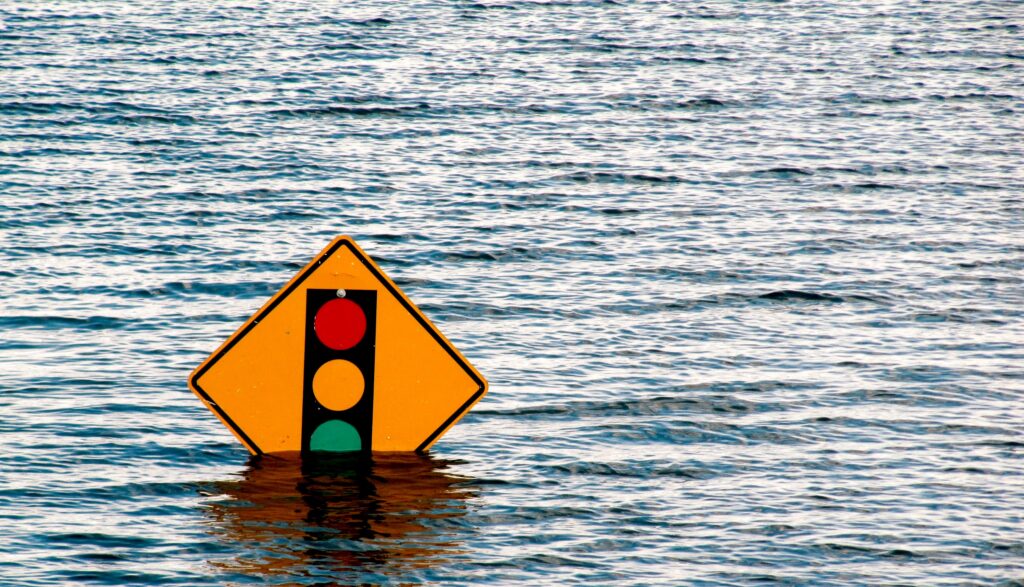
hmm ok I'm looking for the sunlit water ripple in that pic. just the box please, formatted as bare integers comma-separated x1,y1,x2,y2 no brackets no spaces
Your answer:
1,1,1022,585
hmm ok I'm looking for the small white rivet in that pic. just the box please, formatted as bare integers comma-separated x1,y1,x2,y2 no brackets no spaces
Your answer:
336,289,346,298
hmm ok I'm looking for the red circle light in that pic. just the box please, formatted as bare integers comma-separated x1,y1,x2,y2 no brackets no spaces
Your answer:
314,298,366,351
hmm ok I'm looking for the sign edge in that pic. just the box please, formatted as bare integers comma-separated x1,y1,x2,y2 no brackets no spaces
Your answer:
187,235,355,456
187,235,489,455
339,238,489,453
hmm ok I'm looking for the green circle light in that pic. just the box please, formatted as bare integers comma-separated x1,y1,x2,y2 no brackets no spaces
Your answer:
309,420,362,452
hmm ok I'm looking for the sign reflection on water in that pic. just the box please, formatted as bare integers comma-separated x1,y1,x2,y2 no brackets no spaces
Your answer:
203,454,478,582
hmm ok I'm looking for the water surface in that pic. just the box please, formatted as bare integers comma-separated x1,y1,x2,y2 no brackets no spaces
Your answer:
1,0,1023,584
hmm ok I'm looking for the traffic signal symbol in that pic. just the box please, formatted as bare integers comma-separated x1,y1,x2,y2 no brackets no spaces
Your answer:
189,235,487,455
302,289,377,453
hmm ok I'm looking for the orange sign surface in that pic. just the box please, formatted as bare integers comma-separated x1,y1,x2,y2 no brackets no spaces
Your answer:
188,236,487,455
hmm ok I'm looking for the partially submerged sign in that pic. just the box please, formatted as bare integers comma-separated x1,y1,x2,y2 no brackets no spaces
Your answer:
189,236,487,455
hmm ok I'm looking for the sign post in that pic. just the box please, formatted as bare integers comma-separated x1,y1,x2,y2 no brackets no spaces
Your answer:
188,236,487,455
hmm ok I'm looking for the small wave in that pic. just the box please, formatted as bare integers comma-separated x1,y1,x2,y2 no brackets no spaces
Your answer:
92,113,199,126
127,137,210,146
551,171,683,184
909,310,1007,325
320,42,372,50
319,15,394,26
2,147,93,157
45,533,161,549
464,2,519,9
473,392,791,420
816,164,911,175
141,280,278,300
0,101,85,115
674,97,727,108
930,92,1018,102
852,182,898,190
758,290,845,303
351,17,392,25
831,92,921,105
827,181,902,192
749,167,814,178
618,97,729,111
649,56,711,64
575,291,890,317
546,461,717,479
436,244,611,264
270,103,430,117
0,315,134,330
924,49,1023,59
976,440,1024,448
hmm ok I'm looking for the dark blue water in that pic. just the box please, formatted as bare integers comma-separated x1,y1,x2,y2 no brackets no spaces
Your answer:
2,1,1023,584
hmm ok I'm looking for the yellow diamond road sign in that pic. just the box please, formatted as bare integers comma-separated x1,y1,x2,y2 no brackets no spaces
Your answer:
188,236,488,455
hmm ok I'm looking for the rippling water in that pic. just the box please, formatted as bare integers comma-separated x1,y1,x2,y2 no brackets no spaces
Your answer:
2,1,1023,584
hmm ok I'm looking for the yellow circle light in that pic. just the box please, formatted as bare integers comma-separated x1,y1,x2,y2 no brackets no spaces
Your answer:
312,359,365,411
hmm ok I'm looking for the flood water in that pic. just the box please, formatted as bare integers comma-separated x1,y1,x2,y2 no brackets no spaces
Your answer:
1,1,1022,584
